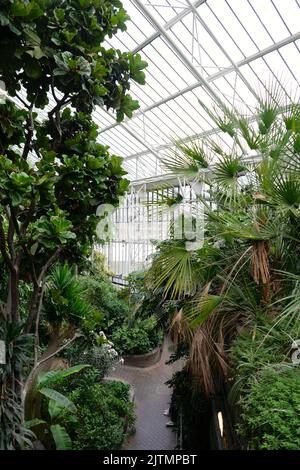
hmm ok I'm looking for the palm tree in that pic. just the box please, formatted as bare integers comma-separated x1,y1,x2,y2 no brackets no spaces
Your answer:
147,81,300,394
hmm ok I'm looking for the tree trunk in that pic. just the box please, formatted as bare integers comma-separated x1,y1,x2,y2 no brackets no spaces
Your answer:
10,268,20,323
24,284,42,334
6,268,20,324
23,325,76,421
23,329,61,422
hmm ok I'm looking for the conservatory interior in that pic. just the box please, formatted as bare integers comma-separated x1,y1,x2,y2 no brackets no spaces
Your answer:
0,0,300,453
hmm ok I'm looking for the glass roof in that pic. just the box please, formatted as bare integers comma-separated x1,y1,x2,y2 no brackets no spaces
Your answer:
98,0,300,182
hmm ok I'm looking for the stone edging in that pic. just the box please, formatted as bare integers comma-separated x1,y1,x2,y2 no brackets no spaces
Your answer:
122,345,162,368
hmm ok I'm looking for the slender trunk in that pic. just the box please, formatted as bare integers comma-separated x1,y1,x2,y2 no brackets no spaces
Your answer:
24,246,61,334
9,268,20,324
23,326,76,421
34,283,46,364
24,284,42,334
24,330,61,421
5,266,22,397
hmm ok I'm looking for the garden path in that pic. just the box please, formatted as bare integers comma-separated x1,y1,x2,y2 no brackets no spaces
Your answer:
110,336,182,450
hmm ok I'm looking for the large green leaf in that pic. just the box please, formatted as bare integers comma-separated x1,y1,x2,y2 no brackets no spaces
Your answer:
24,59,42,79
151,246,197,299
214,155,246,188
38,364,90,387
25,418,47,429
50,424,72,450
11,1,28,17
117,94,139,122
48,399,65,421
129,53,147,85
187,295,223,329
39,388,76,412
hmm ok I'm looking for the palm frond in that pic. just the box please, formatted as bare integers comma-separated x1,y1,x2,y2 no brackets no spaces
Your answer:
188,322,229,395
256,77,286,133
269,174,300,210
169,308,193,349
149,245,198,299
214,155,246,188
162,139,211,179
238,117,263,150
198,99,237,138
183,281,223,329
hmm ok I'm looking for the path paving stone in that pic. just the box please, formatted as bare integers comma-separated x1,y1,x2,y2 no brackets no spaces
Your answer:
110,337,183,450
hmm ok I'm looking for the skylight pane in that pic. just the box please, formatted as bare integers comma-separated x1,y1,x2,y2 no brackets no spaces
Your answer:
145,0,189,24
271,0,300,35
97,0,300,183
206,0,258,57
247,0,290,42
199,2,247,62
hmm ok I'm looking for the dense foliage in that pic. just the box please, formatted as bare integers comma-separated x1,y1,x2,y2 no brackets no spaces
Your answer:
143,83,300,448
0,0,146,449
0,0,146,118
124,269,179,327
237,367,300,450
40,264,121,379
78,272,129,335
112,316,163,355
229,313,300,449
54,368,135,450
75,268,164,355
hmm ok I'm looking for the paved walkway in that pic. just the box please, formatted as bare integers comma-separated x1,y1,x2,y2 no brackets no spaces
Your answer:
110,337,182,450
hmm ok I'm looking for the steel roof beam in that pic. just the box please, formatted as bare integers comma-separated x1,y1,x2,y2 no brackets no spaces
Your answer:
132,0,229,110
99,30,300,137
131,0,207,54
123,101,292,161
123,124,222,161
186,0,260,101
101,107,164,164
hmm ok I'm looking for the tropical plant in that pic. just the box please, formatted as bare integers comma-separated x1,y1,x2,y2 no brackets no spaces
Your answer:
0,320,34,449
24,264,111,424
237,366,300,450
0,319,34,450
146,81,300,396
123,269,179,327
78,273,129,335
42,264,98,350
54,367,135,450
112,316,163,355
25,364,89,450
64,342,118,379
0,0,146,445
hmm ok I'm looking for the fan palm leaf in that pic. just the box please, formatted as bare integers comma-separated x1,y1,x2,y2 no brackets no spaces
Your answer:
162,139,211,180
149,245,198,299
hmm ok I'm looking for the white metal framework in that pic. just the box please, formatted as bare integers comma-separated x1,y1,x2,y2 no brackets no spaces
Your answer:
96,0,300,274
94,0,300,182
98,179,205,275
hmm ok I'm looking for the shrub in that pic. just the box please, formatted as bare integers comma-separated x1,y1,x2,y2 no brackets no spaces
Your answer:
229,314,300,399
64,343,118,379
238,366,300,450
78,275,129,334
56,368,135,450
124,270,180,328
229,314,300,449
112,316,163,355
43,264,93,328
